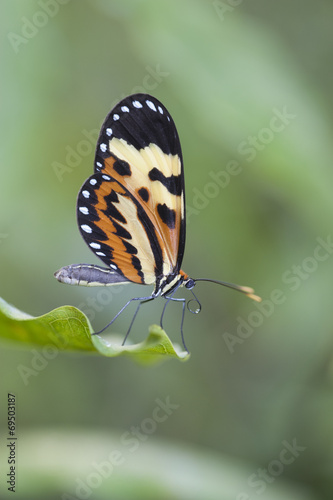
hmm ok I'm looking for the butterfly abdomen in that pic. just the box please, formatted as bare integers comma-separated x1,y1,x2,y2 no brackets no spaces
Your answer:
54,264,130,287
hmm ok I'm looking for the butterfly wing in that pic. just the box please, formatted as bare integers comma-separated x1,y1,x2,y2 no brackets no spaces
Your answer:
77,94,185,287
77,171,163,285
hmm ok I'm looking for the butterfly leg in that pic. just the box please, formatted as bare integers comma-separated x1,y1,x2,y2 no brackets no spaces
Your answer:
160,279,183,329
160,295,172,330
161,295,188,353
122,296,155,346
93,294,154,336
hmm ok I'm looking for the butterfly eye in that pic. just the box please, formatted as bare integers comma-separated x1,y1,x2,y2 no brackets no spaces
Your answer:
185,278,195,290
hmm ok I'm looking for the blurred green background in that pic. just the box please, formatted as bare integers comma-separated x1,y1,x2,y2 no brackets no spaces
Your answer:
1,0,333,498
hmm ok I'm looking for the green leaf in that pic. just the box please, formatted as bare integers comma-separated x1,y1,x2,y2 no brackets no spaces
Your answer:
0,297,190,364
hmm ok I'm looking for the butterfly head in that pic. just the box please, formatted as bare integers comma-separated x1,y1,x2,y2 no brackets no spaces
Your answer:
184,278,196,290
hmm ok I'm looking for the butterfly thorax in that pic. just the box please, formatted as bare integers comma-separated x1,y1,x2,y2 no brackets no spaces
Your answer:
154,269,191,297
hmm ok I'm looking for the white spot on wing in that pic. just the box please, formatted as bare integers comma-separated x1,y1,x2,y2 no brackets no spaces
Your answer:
158,106,163,114
96,161,102,170
96,251,106,257
90,179,97,185
81,224,92,234
113,114,120,120
110,264,117,270
90,242,101,249
100,143,107,152
132,100,142,108
102,174,111,181
82,190,90,198
121,106,129,112
106,128,112,136
79,207,89,215
146,100,157,111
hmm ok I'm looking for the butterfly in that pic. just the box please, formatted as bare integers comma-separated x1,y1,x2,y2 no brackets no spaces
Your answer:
54,93,260,351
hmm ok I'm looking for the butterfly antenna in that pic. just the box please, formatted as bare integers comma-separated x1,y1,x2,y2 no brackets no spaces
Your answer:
194,279,261,302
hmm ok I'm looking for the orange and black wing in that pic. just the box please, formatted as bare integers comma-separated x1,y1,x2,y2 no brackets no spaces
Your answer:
77,94,185,287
